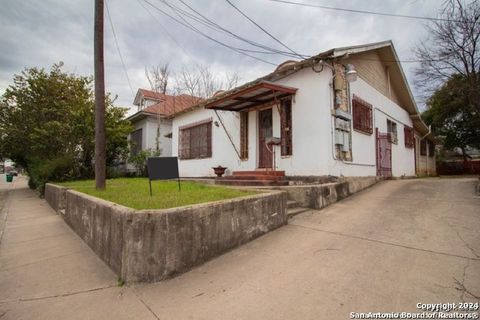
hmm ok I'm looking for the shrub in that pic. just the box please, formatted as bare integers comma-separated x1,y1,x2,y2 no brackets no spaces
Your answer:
128,149,157,177
28,155,75,194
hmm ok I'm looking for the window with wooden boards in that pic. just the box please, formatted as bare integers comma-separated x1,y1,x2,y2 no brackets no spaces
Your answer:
240,112,248,160
404,126,414,148
179,120,212,160
280,99,293,156
352,97,373,135
130,128,142,156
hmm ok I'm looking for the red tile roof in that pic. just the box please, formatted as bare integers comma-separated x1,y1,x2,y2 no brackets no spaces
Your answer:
138,89,164,101
142,94,203,117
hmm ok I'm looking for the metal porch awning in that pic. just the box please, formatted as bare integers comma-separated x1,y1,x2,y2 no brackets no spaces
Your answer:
204,81,298,111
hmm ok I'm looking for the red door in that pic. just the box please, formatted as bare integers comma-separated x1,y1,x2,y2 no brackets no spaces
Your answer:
258,108,273,168
376,128,392,177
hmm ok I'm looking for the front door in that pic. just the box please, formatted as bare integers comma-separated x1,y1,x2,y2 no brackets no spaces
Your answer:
258,108,273,168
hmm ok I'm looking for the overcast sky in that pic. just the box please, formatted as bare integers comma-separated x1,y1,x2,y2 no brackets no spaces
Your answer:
0,0,444,113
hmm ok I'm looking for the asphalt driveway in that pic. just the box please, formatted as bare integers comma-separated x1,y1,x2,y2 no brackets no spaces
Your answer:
0,176,479,319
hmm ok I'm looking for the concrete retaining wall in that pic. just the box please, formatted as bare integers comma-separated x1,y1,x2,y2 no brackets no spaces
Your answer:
44,184,287,283
44,184,67,214
280,176,381,210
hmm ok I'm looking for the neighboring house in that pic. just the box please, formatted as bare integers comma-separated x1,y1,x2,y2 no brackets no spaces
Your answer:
126,89,200,172
171,41,436,179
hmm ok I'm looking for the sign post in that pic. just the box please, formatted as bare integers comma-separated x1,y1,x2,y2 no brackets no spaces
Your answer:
147,157,181,196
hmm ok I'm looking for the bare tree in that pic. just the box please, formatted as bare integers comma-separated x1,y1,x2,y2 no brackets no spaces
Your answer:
145,63,170,94
145,63,170,155
414,0,480,111
225,71,241,90
177,64,202,97
175,63,241,98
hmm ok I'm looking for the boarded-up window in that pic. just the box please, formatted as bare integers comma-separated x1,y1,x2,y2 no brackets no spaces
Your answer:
352,97,373,135
404,126,414,148
428,141,435,157
280,99,293,156
179,120,212,160
420,140,427,156
387,119,398,144
240,112,248,160
130,128,142,156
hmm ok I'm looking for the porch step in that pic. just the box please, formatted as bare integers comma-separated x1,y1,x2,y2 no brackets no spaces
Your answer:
215,179,289,187
287,207,310,219
232,170,285,177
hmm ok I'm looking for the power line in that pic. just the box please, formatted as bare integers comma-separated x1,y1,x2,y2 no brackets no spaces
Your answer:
137,0,450,76
136,0,194,61
105,0,135,97
224,0,306,59
143,0,278,65
170,0,292,56
152,0,278,63
176,0,303,58
157,0,299,58
152,0,452,65
267,0,462,23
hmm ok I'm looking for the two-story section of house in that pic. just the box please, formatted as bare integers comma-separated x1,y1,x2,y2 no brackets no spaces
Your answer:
126,89,200,173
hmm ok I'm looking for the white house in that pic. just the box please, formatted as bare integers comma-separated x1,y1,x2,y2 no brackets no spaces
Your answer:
127,89,200,158
171,41,436,179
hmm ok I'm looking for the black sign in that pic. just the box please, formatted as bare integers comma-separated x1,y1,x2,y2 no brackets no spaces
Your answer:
147,157,181,195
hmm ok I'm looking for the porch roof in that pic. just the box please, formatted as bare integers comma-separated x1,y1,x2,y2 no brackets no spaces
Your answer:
204,81,298,111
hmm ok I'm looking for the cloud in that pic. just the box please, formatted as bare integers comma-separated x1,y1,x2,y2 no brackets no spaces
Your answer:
0,0,443,112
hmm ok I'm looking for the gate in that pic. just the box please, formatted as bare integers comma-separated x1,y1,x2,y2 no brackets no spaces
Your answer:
376,128,392,177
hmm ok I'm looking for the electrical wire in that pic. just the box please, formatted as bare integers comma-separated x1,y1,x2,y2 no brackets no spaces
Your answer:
171,0,444,64
137,0,450,76
175,0,304,58
267,0,462,23
224,0,306,59
143,0,278,65
105,0,135,97
136,0,194,61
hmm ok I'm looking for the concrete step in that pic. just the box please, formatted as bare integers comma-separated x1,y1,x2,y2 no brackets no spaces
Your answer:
232,170,285,177
287,207,310,219
215,179,289,187
287,200,300,209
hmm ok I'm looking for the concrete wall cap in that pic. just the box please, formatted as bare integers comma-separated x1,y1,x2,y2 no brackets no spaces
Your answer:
136,190,286,214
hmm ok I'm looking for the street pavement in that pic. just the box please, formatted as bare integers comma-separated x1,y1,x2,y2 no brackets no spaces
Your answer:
0,175,479,319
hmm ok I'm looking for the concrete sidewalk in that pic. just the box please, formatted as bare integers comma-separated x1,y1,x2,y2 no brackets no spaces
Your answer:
0,176,479,320
0,176,158,320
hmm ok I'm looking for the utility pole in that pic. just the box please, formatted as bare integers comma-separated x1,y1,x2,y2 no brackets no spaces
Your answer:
94,0,106,189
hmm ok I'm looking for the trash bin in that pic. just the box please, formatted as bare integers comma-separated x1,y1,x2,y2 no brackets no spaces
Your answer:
6,174,13,183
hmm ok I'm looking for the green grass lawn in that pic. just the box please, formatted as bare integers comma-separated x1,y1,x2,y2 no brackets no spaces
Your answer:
58,178,256,210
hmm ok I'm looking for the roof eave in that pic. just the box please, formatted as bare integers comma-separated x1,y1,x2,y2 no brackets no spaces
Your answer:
127,110,165,123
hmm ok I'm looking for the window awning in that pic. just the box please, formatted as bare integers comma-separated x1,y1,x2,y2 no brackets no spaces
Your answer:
205,81,298,111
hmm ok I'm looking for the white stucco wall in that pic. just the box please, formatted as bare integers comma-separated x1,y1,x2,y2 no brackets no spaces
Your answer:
171,66,417,178
128,116,173,156
329,77,416,177
172,108,244,177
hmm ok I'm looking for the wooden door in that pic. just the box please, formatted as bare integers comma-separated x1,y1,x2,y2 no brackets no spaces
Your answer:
258,108,273,168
